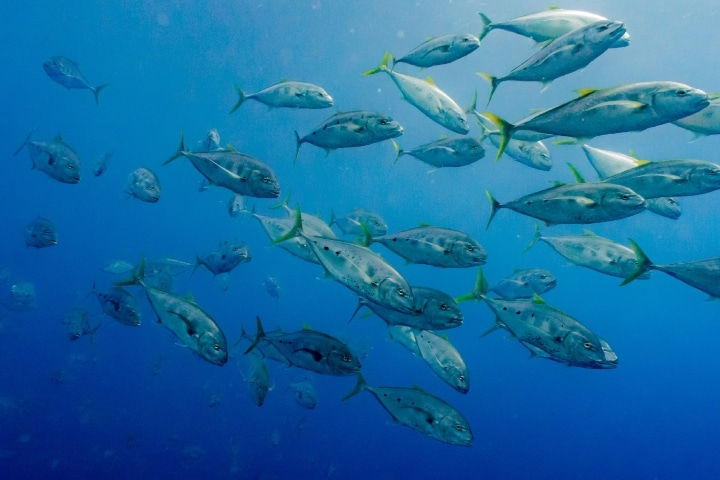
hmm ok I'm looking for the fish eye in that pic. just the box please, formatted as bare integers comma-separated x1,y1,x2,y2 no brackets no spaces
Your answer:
620,194,629,200
583,342,594,350
466,245,474,252
676,89,689,96
213,344,220,351
379,119,388,125
458,375,465,382
440,303,449,311
262,177,271,183
598,25,608,31
398,289,405,297
454,424,465,432
342,355,351,362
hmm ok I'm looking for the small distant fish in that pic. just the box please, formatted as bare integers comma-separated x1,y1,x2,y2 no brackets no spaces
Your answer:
490,268,557,299
61,307,101,342
391,137,485,168
243,353,272,407
93,151,113,176
24,216,58,249
392,33,480,68
673,97,720,140
291,379,318,409
263,276,281,302
0,282,38,312
126,168,161,203
231,81,333,112
194,241,252,276
43,56,108,105
294,110,403,162
196,129,222,153
228,194,244,217
102,260,135,274
330,208,387,237
93,285,142,326
14,133,82,184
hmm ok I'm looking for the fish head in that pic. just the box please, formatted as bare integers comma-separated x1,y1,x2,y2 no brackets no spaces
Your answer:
584,20,626,46
377,277,416,313
308,88,334,108
691,163,720,190
247,170,281,198
452,34,481,54
437,412,473,447
600,186,646,213
128,168,161,202
447,365,470,394
421,292,464,328
564,331,608,368
197,331,228,366
524,142,552,170
326,347,361,375
202,129,221,152
647,197,681,220
527,269,557,294
450,239,487,267
623,256,651,280
43,57,68,76
366,114,404,140
598,337,619,368
652,84,709,119
53,154,81,183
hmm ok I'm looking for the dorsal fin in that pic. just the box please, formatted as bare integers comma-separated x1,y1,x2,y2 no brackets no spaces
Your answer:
532,294,546,305
425,76,437,87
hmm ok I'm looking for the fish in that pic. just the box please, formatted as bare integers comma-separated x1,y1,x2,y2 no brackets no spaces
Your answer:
195,129,222,153
391,33,480,68
194,241,252,276
330,208,387,237
230,80,333,112
61,307,101,342
525,224,650,280
458,269,616,369
485,82,710,160
93,151,112,176
351,285,463,330
673,97,720,140
143,258,194,277
227,195,244,217
600,159,720,199
490,268,557,299
366,224,487,268
471,108,552,170
622,240,720,299
43,56,108,105
165,134,280,198
251,208,322,264
116,258,228,365
13,133,82,184
294,110,403,162
581,144,681,219
24,216,58,249
479,21,626,104
387,326,469,394
243,353,271,407
391,137,485,168
343,373,473,446
276,207,416,314
291,379,318,409
102,260,135,274
93,285,142,326
363,52,469,134
271,194,337,240
245,317,361,376
126,168,161,203
478,9,631,47
485,182,646,228
263,276,281,302
0,281,38,312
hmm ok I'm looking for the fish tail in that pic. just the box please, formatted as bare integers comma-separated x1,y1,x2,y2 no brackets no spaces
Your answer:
192,255,203,276
348,298,368,322
362,51,391,76
231,323,248,349
455,267,488,303
328,208,336,227
89,323,102,344
620,239,653,286
272,205,304,244
522,222,543,253
244,316,266,355
477,73,500,106
482,112,512,161
13,131,33,156
358,223,373,247
391,139,403,166
485,189,501,229
341,373,368,402
115,255,146,287
229,85,246,114
163,131,186,166
478,13,492,42
464,91,478,115
294,131,302,164
92,84,109,106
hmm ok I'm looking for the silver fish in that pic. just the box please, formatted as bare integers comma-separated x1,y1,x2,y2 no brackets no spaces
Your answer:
228,194,244,217
93,151,112,176
486,183,646,228
601,159,720,199
126,168,161,203
490,268,557,299
0,281,38,312
364,52,469,134
245,317,361,376
24,216,58,249
479,21,626,104
330,208,387,237
243,353,271,407
392,33,480,68
343,373,473,446
294,110,403,162
486,82,709,160
43,56,108,105
526,225,649,280
61,307,101,342
291,379,318,409
94,285,142,326
194,241,251,276
673,97,720,140
368,225,487,268
391,137,485,168
623,240,720,299
263,276,281,302
102,259,135,274
231,80,333,112
478,9,630,47
13,133,81,184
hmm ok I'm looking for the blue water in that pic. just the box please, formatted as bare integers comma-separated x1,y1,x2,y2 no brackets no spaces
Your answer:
2,1,720,478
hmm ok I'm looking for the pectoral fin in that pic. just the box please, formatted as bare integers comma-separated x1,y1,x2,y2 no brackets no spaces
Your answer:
586,100,648,114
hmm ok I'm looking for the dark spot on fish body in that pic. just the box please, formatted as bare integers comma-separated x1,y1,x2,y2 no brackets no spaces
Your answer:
335,251,341,256
324,246,329,251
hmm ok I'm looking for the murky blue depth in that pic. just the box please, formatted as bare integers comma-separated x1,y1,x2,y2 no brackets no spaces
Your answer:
2,1,720,479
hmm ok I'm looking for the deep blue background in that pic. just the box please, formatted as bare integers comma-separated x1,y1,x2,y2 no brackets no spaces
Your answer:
2,1,720,479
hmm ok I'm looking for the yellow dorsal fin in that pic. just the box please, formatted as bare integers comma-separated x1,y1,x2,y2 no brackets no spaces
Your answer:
425,76,437,87
532,294,546,305
225,143,238,152
302,322,312,330
574,88,599,97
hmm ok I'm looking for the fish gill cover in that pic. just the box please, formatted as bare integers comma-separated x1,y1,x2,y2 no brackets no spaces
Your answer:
1,1,720,479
